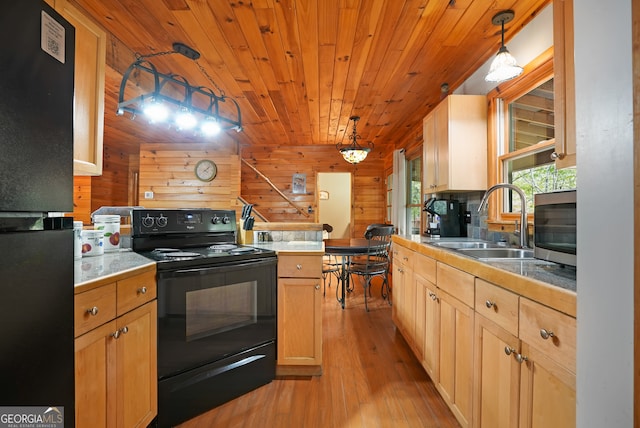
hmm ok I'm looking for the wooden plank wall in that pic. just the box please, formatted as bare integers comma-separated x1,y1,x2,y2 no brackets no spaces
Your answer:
242,144,389,238
74,136,397,238
73,176,92,225
138,141,242,211
72,133,141,225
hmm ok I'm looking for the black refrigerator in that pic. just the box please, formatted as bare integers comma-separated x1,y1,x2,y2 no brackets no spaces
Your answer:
0,2,75,426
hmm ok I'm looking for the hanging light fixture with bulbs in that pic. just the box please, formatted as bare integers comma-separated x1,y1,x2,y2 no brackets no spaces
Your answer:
336,116,373,164
116,42,242,137
485,10,523,83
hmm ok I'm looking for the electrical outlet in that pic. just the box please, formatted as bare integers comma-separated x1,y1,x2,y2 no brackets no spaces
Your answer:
144,191,154,199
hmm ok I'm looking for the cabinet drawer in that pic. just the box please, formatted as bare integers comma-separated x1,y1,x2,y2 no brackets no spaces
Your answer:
475,279,519,336
75,282,116,338
519,298,576,372
413,253,436,284
117,270,157,316
278,255,322,278
436,262,474,307
393,245,413,269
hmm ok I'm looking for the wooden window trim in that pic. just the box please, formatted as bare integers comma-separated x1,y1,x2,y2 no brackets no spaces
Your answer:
485,47,554,229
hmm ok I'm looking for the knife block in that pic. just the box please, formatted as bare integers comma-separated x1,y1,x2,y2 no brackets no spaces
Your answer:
238,220,254,244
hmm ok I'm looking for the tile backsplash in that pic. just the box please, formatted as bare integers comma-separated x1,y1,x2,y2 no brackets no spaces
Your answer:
439,191,529,246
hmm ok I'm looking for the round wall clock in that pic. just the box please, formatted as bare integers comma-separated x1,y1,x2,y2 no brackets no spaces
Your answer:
194,159,217,182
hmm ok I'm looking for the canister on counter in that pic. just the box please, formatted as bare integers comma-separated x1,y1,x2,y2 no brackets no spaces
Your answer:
73,221,83,260
81,230,104,257
93,214,121,252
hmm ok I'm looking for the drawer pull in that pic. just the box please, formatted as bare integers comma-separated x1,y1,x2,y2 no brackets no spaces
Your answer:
137,286,147,295
403,256,409,261
504,347,528,363
540,328,555,340
87,306,99,316
296,264,302,270
397,267,404,273
485,300,496,309
428,292,438,302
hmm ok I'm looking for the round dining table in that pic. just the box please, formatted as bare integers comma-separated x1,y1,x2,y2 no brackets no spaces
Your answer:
323,238,387,309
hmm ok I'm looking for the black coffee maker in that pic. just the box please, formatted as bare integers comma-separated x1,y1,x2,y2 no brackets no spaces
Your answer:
424,198,466,237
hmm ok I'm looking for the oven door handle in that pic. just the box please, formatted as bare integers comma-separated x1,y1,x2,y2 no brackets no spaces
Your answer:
169,258,276,277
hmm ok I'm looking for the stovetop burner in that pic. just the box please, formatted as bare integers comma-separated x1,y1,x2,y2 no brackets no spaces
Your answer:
209,244,237,252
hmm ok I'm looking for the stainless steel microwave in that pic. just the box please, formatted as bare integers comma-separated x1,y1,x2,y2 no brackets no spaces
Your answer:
534,190,576,266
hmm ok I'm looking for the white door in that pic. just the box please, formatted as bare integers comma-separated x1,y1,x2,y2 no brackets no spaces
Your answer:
317,173,351,239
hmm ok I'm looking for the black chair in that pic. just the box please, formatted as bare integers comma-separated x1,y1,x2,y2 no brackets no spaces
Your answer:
322,224,341,296
346,224,394,311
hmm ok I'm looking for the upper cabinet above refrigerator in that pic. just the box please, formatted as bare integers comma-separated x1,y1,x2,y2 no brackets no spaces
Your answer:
52,0,106,176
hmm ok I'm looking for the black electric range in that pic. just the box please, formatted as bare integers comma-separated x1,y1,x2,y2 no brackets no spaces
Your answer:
130,208,275,270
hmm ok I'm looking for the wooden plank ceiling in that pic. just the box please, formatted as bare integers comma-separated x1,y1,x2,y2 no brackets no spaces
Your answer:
73,0,551,158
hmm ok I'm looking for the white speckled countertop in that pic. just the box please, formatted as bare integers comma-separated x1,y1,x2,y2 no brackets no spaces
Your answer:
415,236,576,292
74,249,155,288
394,235,576,317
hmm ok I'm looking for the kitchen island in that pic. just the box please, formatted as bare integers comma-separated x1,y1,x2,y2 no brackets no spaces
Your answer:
392,235,576,428
252,240,325,376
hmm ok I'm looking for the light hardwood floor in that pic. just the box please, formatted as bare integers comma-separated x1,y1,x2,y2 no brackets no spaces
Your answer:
178,275,460,428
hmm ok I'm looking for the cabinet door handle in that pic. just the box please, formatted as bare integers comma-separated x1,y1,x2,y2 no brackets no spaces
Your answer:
428,292,438,302
540,328,555,340
315,284,320,290
485,300,496,310
137,286,147,294
87,306,99,316
296,264,302,270
111,326,129,339
504,346,528,363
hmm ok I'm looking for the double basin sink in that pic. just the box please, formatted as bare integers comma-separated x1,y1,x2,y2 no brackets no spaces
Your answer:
430,240,534,260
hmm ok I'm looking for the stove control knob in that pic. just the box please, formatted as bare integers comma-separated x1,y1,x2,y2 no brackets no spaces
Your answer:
142,215,154,228
212,216,221,224
222,216,230,224
156,216,168,228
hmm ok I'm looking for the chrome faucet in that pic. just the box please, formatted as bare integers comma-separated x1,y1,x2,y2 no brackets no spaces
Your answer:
478,183,529,248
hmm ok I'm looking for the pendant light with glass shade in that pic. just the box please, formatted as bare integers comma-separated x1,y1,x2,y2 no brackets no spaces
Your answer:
336,116,374,164
485,10,523,83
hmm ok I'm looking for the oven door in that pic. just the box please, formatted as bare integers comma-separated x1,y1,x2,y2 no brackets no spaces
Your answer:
157,256,277,379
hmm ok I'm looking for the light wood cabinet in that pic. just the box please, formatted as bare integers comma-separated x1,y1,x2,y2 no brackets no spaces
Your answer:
277,254,323,374
74,269,157,428
518,298,576,428
392,245,414,341
54,0,106,176
423,95,487,193
552,0,576,169
435,262,475,428
391,238,577,428
473,280,576,428
413,253,438,378
473,279,521,428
